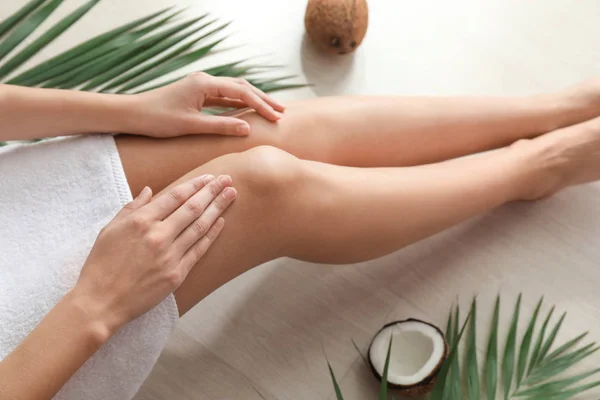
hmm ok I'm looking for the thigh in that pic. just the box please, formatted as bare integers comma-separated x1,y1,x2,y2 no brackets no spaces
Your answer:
115,129,274,197
115,98,350,196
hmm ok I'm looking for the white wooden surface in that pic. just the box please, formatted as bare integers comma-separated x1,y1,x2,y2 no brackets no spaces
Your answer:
3,1,600,399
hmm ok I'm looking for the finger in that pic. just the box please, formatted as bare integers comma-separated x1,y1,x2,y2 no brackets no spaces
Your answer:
195,115,251,136
114,186,152,219
205,79,281,122
164,175,233,238
225,77,285,112
143,175,214,220
247,83,286,112
173,186,236,252
178,217,225,274
204,97,248,109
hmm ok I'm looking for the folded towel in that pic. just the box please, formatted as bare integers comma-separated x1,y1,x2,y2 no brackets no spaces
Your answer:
0,135,178,400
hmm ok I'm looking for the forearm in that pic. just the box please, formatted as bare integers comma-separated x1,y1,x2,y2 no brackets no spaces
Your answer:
0,289,117,400
0,84,141,141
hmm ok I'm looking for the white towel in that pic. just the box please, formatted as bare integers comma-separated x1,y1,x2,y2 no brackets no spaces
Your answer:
0,135,178,400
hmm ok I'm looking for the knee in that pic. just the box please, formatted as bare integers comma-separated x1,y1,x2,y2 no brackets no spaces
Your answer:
233,146,304,194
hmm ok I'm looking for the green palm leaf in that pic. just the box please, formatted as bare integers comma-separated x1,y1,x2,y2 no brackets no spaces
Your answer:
0,0,303,98
528,306,555,372
0,0,64,65
0,0,46,39
427,295,600,400
0,0,100,80
502,294,521,399
327,361,345,400
485,295,500,400
42,10,181,89
102,19,225,92
466,297,480,400
380,336,393,400
448,306,463,400
253,81,310,93
80,19,217,91
536,312,566,364
116,25,230,93
544,332,588,362
431,307,472,400
7,7,170,85
45,13,204,89
446,310,454,347
514,367,600,397
516,297,542,385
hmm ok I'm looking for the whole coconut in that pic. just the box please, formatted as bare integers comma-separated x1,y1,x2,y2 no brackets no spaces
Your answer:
305,0,368,55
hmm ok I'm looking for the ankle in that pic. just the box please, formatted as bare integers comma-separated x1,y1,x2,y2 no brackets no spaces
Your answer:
549,81,600,127
506,137,569,201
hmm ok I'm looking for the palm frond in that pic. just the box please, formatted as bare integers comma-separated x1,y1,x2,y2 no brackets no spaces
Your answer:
7,7,171,85
99,19,221,92
0,0,305,93
429,295,600,400
502,294,521,399
327,361,345,400
516,297,543,386
430,307,473,400
466,297,480,400
379,337,393,400
0,0,64,65
0,0,99,80
0,0,46,39
116,32,229,93
448,306,463,400
44,13,204,89
486,295,501,400
528,306,555,372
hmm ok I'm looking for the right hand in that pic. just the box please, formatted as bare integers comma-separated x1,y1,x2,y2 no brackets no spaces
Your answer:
73,174,237,333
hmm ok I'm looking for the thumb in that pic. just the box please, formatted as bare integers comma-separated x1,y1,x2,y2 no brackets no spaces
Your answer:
116,186,153,218
194,115,250,136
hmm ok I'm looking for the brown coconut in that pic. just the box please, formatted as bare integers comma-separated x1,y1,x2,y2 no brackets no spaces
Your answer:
304,0,369,54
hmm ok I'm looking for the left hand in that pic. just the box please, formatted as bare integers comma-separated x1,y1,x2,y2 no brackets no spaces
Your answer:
130,72,286,138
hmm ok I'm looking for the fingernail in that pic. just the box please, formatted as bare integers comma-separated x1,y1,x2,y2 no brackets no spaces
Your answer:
194,174,208,183
236,124,250,135
222,187,236,200
203,174,215,183
138,186,151,198
215,217,225,228
218,175,232,185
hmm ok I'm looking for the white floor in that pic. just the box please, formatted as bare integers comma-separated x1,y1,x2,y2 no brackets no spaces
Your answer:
4,1,600,399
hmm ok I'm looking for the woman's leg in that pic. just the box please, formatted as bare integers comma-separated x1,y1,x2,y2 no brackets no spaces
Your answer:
117,82,600,196
117,115,600,314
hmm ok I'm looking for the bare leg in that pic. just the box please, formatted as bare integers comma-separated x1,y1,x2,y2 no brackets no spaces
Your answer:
118,82,600,196
116,116,600,314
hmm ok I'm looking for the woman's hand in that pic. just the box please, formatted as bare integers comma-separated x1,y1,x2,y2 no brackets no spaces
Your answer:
0,175,236,400
74,174,237,333
131,73,286,138
0,174,236,400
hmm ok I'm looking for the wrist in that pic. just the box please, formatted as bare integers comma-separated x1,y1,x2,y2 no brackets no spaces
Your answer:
63,286,125,344
94,93,144,135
